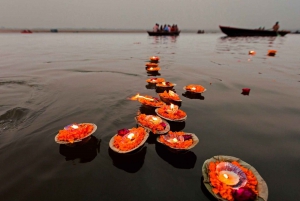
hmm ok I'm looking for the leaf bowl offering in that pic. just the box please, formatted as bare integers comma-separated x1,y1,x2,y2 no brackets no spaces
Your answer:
146,77,165,84
158,90,182,104
156,82,176,90
146,66,161,72
183,84,206,94
138,95,166,108
155,104,187,122
135,114,170,134
149,56,160,63
156,131,199,150
202,155,268,201
145,62,159,67
109,127,149,154
54,123,97,144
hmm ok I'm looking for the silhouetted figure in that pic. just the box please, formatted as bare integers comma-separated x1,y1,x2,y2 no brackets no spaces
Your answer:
273,22,280,31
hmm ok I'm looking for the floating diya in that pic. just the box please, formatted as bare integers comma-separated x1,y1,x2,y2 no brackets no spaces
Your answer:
267,49,277,56
216,162,247,189
158,90,182,103
156,81,176,89
248,50,256,55
149,56,160,62
202,155,268,201
157,131,199,150
135,114,170,134
54,123,97,144
183,84,206,93
146,66,161,72
145,62,158,67
130,93,165,108
109,127,149,153
146,77,165,84
155,103,187,122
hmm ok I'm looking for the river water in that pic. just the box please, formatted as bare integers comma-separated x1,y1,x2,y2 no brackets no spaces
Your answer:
0,33,299,201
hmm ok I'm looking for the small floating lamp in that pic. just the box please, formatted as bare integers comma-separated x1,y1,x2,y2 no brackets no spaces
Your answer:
248,50,256,55
268,50,277,56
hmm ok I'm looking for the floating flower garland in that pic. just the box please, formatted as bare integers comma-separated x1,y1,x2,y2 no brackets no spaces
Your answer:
56,123,96,143
146,77,165,84
159,90,181,101
184,84,206,93
208,161,259,201
136,114,169,134
156,104,186,121
158,131,195,149
112,127,147,152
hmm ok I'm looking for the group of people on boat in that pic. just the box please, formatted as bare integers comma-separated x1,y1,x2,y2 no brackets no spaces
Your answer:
152,23,179,33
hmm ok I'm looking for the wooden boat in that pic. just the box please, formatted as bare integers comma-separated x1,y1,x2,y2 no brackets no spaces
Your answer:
147,31,180,36
219,25,290,37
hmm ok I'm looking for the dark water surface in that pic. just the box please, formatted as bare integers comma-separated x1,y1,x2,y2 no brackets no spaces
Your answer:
0,33,299,201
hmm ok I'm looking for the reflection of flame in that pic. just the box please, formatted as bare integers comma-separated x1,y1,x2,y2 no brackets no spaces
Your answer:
223,174,228,179
127,133,134,140
130,93,154,102
71,124,79,129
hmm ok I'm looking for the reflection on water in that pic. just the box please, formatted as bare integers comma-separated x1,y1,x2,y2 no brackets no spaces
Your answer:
182,92,205,100
59,136,101,164
108,146,147,173
155,142,197,169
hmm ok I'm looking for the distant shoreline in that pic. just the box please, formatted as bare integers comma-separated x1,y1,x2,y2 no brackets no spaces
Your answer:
0,28,220,34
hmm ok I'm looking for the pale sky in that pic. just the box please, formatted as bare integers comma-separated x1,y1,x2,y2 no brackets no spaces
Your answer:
1,0,299,30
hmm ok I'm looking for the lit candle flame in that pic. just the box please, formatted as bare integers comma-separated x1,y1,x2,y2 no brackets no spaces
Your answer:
152,117,157,121
127,133,135,140
223,174,228,179
191,87,196,91
169,91,175,96
162,82,166,86
173,138,178,143
170,103,174,110
71,125,79,129
149,67,153,70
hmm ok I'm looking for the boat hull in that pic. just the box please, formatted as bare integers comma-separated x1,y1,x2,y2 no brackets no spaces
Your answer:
147,31,180,36
219,26,290,37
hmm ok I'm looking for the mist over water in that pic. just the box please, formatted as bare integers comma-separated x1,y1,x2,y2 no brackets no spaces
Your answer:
0,33,299,201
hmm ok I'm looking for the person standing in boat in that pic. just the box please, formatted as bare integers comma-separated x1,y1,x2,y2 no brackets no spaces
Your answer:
272,22,280,31
163,24,169,32
153,23,159,32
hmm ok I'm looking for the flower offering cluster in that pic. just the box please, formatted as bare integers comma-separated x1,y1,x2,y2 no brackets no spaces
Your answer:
146,77,165,84
159,131,193,149
138,96,165,107
57,123,94,143
137,114,166,133
157,105,186,120
185,84,206,93
159,90,180,101
146,66,160,72
113,127,147,151
208,161,258,201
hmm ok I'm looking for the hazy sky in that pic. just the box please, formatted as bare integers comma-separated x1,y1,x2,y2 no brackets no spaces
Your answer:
1,0,299,30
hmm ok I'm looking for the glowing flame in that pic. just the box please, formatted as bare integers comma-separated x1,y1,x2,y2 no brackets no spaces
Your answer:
170,103,174,109
223,174,229,179
149,67,153,70
169,91,175,96
191,87,196,91
152,117,158,121
173,138,178,143
129,93,154,102
161,82,166,86
127,133,135,140
71,124,79,129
